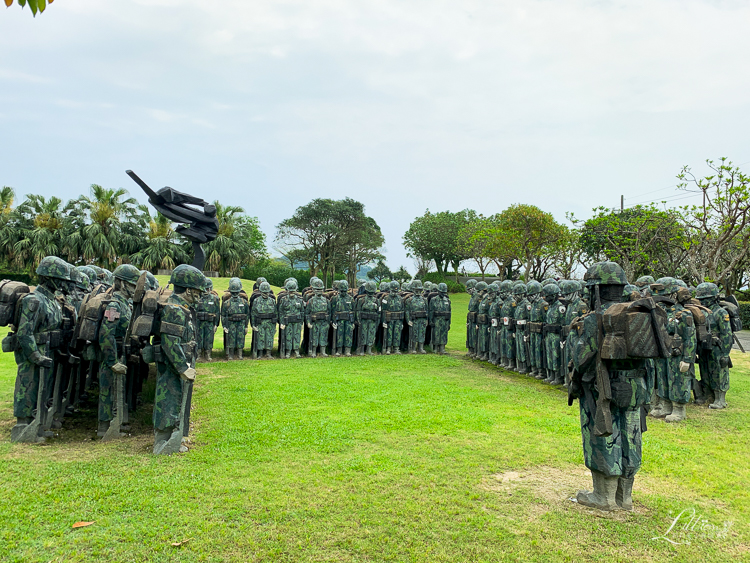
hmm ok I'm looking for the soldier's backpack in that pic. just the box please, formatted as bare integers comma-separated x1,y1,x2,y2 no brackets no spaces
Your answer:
0,280,30,327
719,298,742,332
76,287,115,342
222,290,249,304
680,300,712,349
600,298,670,360
131,274,173,338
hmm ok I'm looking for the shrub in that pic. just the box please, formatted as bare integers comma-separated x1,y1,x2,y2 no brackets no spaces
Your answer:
0,271,35,285
738,302,750,329
242,262,311,289
421,273,465,294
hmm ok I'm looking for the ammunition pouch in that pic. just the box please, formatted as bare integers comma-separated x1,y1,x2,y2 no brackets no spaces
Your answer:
477,314,489,324
411,311,427,319
159,321,185,338
141,344,164,364
196,311,216,322
360,312,379,321
432,311,451,319
2,333,17,353
256,313,277,321
543,324,561,335
35,330,62,348
610,369,646,409
508,319,517,329
132,314,155,337
385,311,404,321
286,314,305,324
335,311,355,322
562,325,571,339
528,322,543,334
467,312,477,323
229,314,248,322
311,312,329,321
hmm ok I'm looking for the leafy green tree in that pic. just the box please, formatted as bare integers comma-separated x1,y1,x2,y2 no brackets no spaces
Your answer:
204,202,267,276
458,212,496,280
12,194,70,269
130,212,189,272
403,210,471,277
392,266,411,284
5,0,53,17
367,260,393,283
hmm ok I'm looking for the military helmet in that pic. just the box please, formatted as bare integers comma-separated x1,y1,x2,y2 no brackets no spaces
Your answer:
259,281,271,293
102,268,113,281
466,279,477,290
36,256,71,281
422,281,431,291
285,279,298,291
512,282,527,295
113,264,141,284
69,269,85,290
89,265,104,279
559,280,577,296
312,278,325,290
364,281,376,293
379,281,390,292
652,276,676,296
526,280,542,296
412,279,423,291
203,277,213,291
390,280,400,291
257,277,267,285
635,275,655,288
542,283,561,298
357,279,366,287
674,279,688,289
541,278,556,287
499,280,513,294
146,271,159,290
695,282,719,300
170,264,206,290
228,277,243,293
438,282,448,294
77,266,97,286
338,280,349,291
475,281,488,292
623,284,640,299
487,283,498,294
584,261,628,287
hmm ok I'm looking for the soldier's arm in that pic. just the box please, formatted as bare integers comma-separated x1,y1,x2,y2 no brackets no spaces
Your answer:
572,314,597,372
221,300,228,325
715,309,733,357
680,310,697,363
98,301,123,368
244,301,251,328
159,304,190,374
250,299,258,327
16,294,41,360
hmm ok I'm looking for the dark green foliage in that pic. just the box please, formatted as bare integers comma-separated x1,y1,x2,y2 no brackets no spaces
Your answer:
243,261,312,289
422,272,465,293
738,301,750,329
0,271,34,285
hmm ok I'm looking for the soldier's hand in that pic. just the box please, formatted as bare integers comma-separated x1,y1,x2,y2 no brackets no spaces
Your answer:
280,324,286,330
679,361,691,373
223,327,229,334
332,323,338,329
408,321,413,326
30,351,53,368
112,362,127,375
719,356,730,368
180,367,197,382
307,323,312,329
382,323,387,328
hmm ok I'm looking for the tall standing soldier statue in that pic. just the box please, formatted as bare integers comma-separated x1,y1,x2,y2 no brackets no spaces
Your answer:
8,256,64,442
465,279,478,357
429,283,451,354
278,279,305,358
382,280,405,355
251,282,277,359
499,280,516,369
331,280,355,356
97,264,140,438
695,282,733,409
356,281,380,356
152,265,204,455
569,261,666,511
512,282,531,374
526,281,545,378
195,278,220,362
306,278,331,357
406,279,429,354
469,281,487,359
475,283,493,361
543,283,566,385
561,280,589,385
487,283,502,366
222,277,250,360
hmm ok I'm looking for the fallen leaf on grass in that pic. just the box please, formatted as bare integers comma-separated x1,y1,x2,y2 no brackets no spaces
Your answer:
171,538,192,547
72,521,95,529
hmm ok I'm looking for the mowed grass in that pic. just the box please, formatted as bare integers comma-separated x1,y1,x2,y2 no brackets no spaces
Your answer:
0,290,748,562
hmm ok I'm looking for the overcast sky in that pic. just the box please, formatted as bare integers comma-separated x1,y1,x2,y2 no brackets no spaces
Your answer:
2,0,749,273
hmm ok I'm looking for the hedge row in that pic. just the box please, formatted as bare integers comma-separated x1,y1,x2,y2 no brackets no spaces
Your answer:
0,271,35,285
421,273,466,294
738,302,750,329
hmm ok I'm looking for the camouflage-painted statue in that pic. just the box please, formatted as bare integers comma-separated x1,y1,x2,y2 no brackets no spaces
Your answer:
526,281,545,378
251,282,277,359
561,280,589,385
381,280,404,355
356,281,380,356
487,283,503,365
695,282,733,409
467,281,486,358
623,284,641,301
8,256,64,443
97,264,140,438
429,283,451,354
68,268,88,313
569,261,659,511
499,280,516,368
635,275,655,297
648,277,696,422
221,277,250,360
465,279,478,356
195,278,220,362
406,279,429,354
306,278,331,357
277,279,305,358
153,265,204,455
475,282,492,361
330,280,355,356
512,282,530,374
357,279,367,295
543,283,566,385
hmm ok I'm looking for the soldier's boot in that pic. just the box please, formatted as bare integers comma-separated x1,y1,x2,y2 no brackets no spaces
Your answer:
365,345,374,356
544,369,556,383
709,390,727,410
264,350,273,360
517,361,528,375
96,420,110,438
285,352,291,359
394,346,402,355
552,372,565,385
703,388,715,407
666,402,687,422
226,348,235,361
385,346,391,355
320,346,328,357
648,395,663,417
293,350,301,359
357,346,364,356
410,342,417,354
335,347,342,357
418,343,426,354
310,348,317,358
576,470,619,511
439,345,446,355
615,477,635,511
652,397,672,418
206,350,213,362
153,427,187,455
238,349,244,360
534,369,546,380
344,347,352,357
10,417,33,442
692,379,707,404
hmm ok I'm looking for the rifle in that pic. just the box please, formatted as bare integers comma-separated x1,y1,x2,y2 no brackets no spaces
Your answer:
43,360,63,432
733,333,746,353
593,285,614,438
16,363,50,442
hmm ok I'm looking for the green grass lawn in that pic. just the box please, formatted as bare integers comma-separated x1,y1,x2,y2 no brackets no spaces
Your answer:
0,291,748,562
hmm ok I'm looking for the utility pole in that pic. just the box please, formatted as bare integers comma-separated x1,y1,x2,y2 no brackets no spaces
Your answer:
621,195,624,211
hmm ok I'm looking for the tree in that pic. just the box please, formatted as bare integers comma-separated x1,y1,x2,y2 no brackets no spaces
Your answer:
576,204,687,281
5,0,53,17
367,260,393,283
403,210,471,278
204,202,267,276
130,212,190,272
392,266,411,284
12,194,70,269
677,158,750,293
458,212,495,280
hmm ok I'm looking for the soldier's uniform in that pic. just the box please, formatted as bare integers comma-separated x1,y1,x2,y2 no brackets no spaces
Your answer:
195,281,220,362
277,280,305,358
499,281,516,368
543,284,566,384
406,280,429,354
153,265,203,455
251,282,277,359
381,281,404,355
695,282,733,409
487,284,502,365
356,281,380,355
476,288,492,361
512,283,530,374
469,282,487,359
221,278,250,360
9,257,65,442
331,281,355,356
429,283,451,354
98,290,133,429
465,279,478,356
306,279,331,357
526,281,545,378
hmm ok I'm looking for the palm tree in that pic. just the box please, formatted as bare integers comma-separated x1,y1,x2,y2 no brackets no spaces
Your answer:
0,186,14,215
130,212,189,271
12,195,69,269
204,202,248,276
